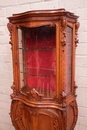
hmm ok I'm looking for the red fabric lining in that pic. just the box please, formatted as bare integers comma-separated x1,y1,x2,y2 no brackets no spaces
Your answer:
24,27,56,91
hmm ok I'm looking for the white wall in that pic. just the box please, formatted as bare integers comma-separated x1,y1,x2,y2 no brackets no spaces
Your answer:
0,0,87,130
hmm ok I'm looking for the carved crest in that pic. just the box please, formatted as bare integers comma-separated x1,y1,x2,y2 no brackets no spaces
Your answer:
26,88,43,101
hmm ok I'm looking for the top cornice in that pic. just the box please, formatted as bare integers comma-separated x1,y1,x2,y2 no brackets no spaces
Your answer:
8,8,79,23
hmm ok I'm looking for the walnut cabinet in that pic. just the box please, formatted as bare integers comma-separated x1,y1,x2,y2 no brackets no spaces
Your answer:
7,9,79,130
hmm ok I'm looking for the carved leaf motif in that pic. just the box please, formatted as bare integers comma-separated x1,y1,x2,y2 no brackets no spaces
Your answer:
75,22,80,47
61,17,67,46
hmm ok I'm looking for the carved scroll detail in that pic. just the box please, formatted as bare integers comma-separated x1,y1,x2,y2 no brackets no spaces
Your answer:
7,23,13,45
60,90,67,108
10,83,16,99
61,17,67,46
18,104,27,130
11,100,62,130
62,110,67,130
74,82,78,97
53,116,59,130
10,101,27,130
26,107,60,130
10,101,14,126
75,22,80,47
69,100,78,130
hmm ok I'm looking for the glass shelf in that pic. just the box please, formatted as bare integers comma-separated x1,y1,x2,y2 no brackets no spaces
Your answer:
20,72,56,77
19,47,56,50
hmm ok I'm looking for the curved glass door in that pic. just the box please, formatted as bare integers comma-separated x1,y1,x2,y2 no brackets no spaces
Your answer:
18,25,56,98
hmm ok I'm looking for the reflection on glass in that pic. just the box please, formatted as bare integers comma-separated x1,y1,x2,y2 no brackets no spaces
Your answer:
66,26,72,94
18,25,56,98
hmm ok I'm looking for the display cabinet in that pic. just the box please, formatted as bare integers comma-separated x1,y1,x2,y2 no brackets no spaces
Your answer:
7,9,79,130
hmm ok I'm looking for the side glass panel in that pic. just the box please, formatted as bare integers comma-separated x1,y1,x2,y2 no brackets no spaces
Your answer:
66,26,72,95
18,25,56,98
18,29,24,88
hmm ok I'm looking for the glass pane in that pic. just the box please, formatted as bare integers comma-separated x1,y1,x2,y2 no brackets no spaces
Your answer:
18,29,24,88
19,25,56,98
66,26,72,94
